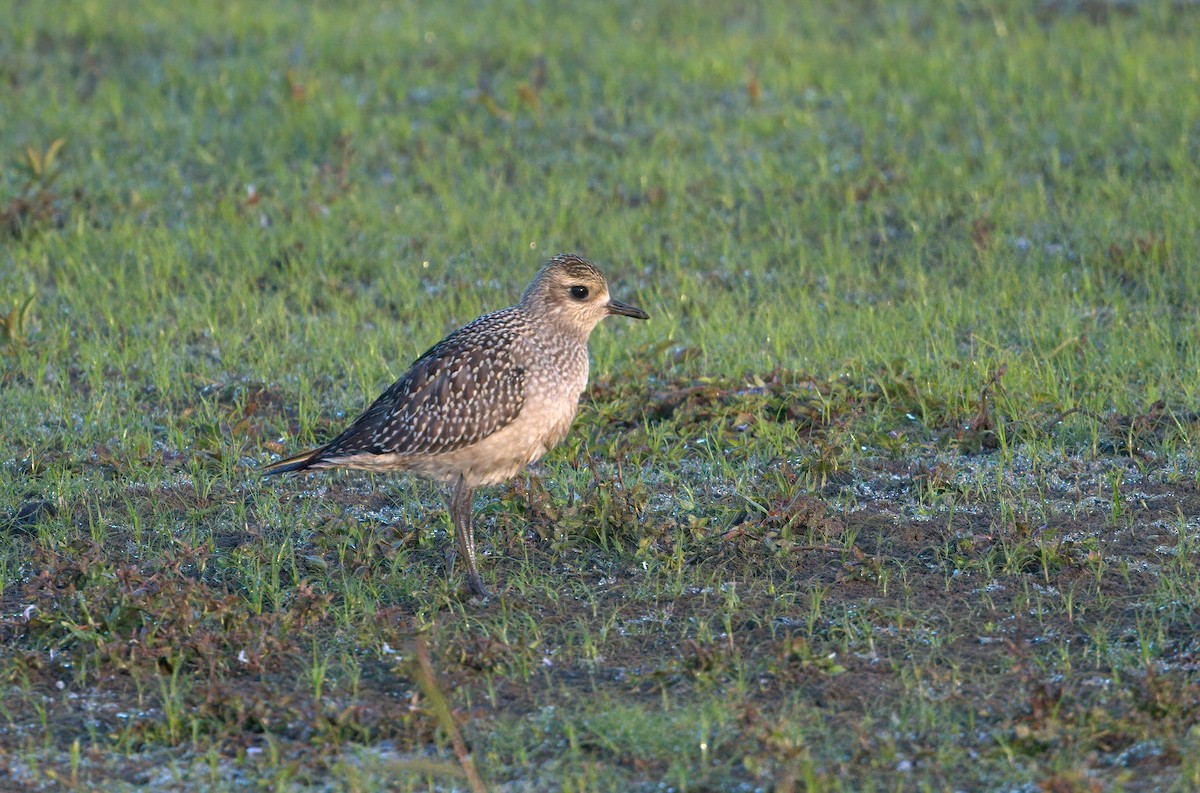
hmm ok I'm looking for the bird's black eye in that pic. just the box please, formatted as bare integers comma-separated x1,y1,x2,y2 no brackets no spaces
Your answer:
570,285,589,300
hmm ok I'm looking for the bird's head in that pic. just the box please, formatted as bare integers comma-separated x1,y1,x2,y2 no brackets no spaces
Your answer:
521,253,648,335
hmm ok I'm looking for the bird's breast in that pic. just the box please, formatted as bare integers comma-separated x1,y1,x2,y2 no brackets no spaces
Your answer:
508,338,583,438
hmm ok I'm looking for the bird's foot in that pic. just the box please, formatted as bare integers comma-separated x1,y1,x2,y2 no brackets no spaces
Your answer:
445,547,491,599
465,571,492,599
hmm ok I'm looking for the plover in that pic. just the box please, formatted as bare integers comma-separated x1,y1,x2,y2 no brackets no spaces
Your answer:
263,253,648,597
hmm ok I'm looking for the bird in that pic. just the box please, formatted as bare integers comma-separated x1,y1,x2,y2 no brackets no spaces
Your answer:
262,253,649,597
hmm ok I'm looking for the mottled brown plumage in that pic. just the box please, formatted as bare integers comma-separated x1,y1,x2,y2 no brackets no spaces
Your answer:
323,311,529,459
263,254,648,597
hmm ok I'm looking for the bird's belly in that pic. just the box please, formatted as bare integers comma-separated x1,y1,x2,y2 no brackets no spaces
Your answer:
407,397,579,486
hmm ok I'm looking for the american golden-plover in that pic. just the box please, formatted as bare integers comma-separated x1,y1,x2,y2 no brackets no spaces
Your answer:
263,253,649,597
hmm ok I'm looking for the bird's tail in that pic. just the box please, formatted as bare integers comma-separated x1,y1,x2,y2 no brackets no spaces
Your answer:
261,445,328,477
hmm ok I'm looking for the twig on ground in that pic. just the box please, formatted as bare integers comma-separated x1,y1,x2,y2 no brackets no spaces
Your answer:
412,634,487,793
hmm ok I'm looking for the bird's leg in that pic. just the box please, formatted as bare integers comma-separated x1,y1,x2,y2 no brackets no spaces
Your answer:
443,479,466,578
443,486,461,578
449,475,489,598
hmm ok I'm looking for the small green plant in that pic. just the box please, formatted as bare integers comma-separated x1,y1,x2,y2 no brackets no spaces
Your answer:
0,293,36,347
19,139,65,186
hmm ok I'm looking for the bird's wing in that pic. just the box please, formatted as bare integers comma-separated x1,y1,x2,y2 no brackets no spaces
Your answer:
318,311,527,459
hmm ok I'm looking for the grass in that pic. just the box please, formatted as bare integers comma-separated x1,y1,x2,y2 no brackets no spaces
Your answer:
2,0,1200,789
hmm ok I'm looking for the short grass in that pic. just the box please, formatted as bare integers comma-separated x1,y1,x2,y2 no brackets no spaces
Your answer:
3,0,1200,790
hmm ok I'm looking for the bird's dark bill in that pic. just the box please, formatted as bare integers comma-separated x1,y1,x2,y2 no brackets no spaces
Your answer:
606,299,649,319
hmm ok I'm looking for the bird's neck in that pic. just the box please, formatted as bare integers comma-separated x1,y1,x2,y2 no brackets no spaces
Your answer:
526,307,594,345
